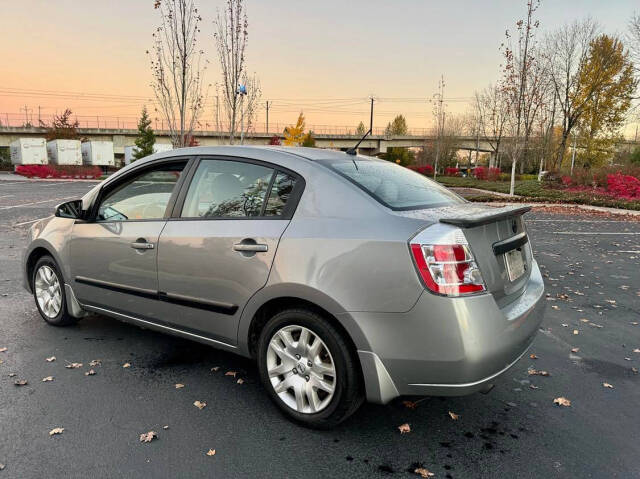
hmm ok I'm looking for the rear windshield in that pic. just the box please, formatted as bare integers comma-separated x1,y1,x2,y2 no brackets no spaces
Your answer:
319,158,464,210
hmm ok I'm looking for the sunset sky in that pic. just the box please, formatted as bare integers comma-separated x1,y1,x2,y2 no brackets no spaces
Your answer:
1,0,638,135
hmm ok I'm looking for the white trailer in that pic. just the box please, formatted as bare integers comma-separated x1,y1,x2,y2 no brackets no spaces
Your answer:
81,141,114,166
10,138,48,165
124,143,173,165
47,140,82,165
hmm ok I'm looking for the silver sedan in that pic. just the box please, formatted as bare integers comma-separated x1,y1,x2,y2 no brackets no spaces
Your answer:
23,146,545,428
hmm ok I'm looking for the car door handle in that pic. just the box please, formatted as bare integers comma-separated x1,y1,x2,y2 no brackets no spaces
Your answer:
233,243,268,252
130,241,155,250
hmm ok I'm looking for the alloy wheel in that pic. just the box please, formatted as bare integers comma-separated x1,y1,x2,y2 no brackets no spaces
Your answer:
34,265,62,319
266,325,337,414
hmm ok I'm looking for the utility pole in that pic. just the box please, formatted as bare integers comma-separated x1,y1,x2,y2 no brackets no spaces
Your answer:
38,106,41,125
432,75,445,179
265,100,270,135
215,95,220,133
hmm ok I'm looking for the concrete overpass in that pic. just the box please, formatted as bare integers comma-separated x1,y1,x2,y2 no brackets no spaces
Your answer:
1,126,637,158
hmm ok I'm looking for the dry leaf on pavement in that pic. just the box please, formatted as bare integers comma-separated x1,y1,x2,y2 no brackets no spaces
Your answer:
175,383,185,389
49,427,64,436
84,369,95,376
0,463,4,470
89,359,101,367
206,449,216,456
571,348,580,353
0,347,7,353
553,397,571,407
65,363,82,369
237,378,244,384
633,349,640,353
448,411,460,420
398,423,411,434
402,400,418,409
45,356,56,362
42,376,54,382
603,382,614,389
194,400,207,410
530,354,539,359
414,468,435,478
573,330,579,335
122,362,131,368
211,367,220,372
225,371,237,377
528,369,549,376
139,431,157,443
14,379,28,386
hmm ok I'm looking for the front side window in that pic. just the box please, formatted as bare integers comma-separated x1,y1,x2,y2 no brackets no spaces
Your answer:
319,158,464,210
97,163,185,221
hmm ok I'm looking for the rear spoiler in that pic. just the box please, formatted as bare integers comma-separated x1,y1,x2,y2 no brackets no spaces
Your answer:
439,205,531,228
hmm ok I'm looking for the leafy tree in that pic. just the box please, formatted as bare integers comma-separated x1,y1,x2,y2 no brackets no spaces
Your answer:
283,112,306,146
575,35,637,167
383,114,412,165
630,146,640,164
42,109,79,141
301,131,316,147
355,121,366,135
385,115,408,136
133,107,156,160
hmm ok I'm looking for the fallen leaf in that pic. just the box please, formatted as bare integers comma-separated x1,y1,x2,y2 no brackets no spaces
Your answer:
398,423,411,434
448,411,460,420
530,354,539,359
632,367,638,374
163,425,169,430
633,349,640,353
8,373,16,378
529,384,539,390
211,367,220,372
236,378,244,384
631,322,638,326
14,379,28,386
551,305,559,310
579,319,589,323
414,468,435,478
0,463,4,470
42,376,54,382
84,369,95,376
175,383,185,389
194,400,207,410
603,382,613,389
89,359,101,367
528,369,549,376
225,371,237,377
139,431,157,443
571,348,580,353
0,347,7,353
65,363,82,369
402,400,418,409
553,397,571,407
45,356,56,362
573,330,579,335
122,362,131,368
49,427,64,436
206,449,216,457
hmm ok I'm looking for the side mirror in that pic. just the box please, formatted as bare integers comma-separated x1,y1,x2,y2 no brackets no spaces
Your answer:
55,199,84,219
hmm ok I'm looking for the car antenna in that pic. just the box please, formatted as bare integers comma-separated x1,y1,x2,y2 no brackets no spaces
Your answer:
346,97,374,157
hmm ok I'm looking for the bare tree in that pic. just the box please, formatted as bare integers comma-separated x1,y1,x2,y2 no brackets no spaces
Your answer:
628,12,640,78
501,0,541,196
475,83,510,168
214,0,252,144
149,0,207,148
544,18,598,170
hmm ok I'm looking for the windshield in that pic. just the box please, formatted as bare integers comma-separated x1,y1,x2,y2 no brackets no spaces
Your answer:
319,158,464,210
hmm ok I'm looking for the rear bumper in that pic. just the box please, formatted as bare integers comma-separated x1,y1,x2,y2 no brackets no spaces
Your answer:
352,260,546,404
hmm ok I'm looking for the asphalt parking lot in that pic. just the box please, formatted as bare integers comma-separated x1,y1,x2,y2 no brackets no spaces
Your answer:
1,176,639,478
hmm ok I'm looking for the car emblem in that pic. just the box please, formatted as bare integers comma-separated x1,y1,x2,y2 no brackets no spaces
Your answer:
297,362,306,374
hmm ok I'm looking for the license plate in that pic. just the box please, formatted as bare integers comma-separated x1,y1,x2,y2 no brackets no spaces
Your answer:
505,249,525,282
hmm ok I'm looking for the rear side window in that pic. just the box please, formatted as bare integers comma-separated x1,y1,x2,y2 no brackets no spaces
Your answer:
180,159,300,218
319,159,463,210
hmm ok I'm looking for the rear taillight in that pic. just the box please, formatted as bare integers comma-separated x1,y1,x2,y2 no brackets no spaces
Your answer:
410,242,486,296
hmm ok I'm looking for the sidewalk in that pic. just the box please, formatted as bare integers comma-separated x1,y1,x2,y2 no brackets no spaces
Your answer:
0,172,101,182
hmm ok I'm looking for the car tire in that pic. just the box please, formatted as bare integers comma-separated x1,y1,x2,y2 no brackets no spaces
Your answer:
257,308,363,429
32,255,78,327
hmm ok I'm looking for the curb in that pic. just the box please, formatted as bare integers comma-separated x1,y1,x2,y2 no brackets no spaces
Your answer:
484,201,640,217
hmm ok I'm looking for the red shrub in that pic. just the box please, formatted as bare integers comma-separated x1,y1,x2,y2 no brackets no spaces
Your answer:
487,167,501,181
15,165,102,179
268,135,282,145
444,167,459,177
408,165,434,176
473,166,487,180
561,176,573,186
606,173,640,200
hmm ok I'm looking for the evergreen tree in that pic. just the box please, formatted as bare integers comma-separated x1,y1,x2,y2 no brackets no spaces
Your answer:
133,107,156,160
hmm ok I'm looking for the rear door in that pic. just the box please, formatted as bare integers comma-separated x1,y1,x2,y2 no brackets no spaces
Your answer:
156,157,303,345
69,159,189,318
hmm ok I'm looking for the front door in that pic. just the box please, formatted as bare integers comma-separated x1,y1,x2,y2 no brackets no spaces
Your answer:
70,160,187,318
156,157,302,345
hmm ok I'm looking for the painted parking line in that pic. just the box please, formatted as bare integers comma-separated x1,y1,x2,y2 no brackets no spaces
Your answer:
0,196,77,210
528,219,637,223
552,231,640,235
12,218,42,227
